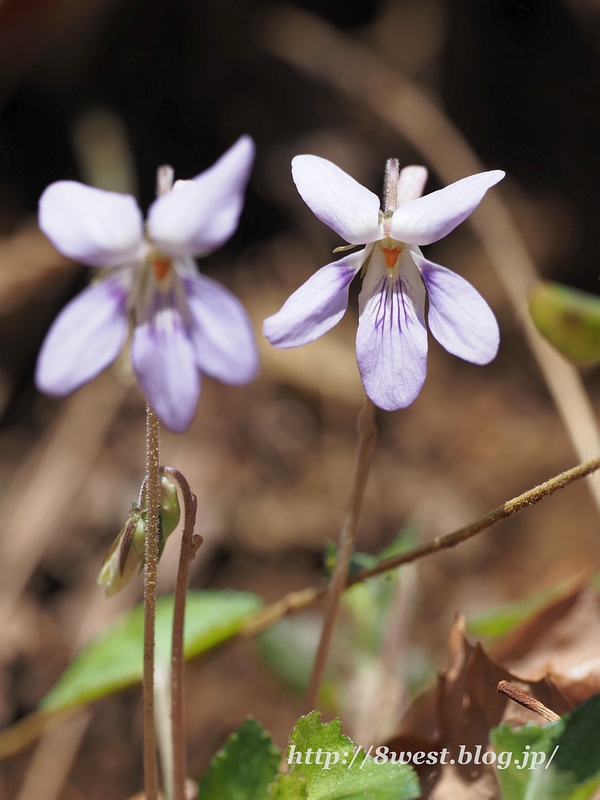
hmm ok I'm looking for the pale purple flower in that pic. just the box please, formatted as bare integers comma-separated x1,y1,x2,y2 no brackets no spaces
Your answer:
36,136,259,432
263,156,504,410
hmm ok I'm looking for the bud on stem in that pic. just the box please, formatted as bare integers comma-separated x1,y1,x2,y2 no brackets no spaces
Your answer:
97,474,181,596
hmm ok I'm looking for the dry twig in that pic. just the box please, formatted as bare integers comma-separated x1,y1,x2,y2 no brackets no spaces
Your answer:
497,680,560,722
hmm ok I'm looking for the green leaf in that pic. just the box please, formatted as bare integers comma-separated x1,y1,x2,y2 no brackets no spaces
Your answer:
197,718,281,800
552,694,600,786
529,281,600,365
491,720,563,800
258,614,335,701
324,526,419,580
269,773,308,799
466,577,580,640
491,694,600,800
41,590,263,712
323,542,378,579
271,711,420,799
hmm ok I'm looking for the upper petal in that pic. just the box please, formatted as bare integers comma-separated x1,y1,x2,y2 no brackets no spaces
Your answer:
39,182,145,267
356,246,428,410
263,248,365,348
184,270,259,385
131,292,200,432
292,155,381,244
397,165,428,206
35,271,130,395
414,252,499,364
147,136,255,258
391,170,505,245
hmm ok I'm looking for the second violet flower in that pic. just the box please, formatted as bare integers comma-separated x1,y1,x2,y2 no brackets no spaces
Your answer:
36,136,259,432
263,156,504,411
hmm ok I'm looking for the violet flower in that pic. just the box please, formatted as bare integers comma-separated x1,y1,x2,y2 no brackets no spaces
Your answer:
36,136,259,432
263,156,504,411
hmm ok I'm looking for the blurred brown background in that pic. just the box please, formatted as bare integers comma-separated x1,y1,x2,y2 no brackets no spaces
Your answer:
0,0,600,797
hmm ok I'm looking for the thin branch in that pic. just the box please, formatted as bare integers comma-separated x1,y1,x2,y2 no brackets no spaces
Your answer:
353,454,600,582
242,454,600,637
2,456,600,761
303,396,377,712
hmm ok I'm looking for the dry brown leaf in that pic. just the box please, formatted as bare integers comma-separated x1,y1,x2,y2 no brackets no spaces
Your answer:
494,584,600,706
387,615,572,799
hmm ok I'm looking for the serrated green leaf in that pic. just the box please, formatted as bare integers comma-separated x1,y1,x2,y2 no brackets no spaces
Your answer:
491,720,563,800
273,711,420,800
270,772,308,799
197,718,281,800
529,281,600,365
41,590,263,712
491,694,600,800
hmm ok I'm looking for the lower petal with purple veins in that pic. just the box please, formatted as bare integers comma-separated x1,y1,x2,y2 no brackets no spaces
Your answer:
35,271,130,396
263,248,366,348
131,293,200,432
414,253,499,365
184,272,259,385
356,248,428,410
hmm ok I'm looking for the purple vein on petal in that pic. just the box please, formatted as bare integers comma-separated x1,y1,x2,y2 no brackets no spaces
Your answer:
356,248,427,411
131,286,200,433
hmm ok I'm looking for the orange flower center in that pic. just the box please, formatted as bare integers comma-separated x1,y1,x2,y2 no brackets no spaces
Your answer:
382,246,400,270
152,255,172,282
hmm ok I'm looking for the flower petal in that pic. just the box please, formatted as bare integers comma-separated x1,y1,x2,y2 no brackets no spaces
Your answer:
35,272,130,395
183,270,259,384
356,247,428,410
147,136,255,258
414,252,499,364
39,182,145,267
131,293,200,432
263,248,365,348
292,155,381,244
391,170,505,245
397,165,428,205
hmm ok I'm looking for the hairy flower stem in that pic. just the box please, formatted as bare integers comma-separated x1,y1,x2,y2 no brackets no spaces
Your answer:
303,396,377,712
142,165,174,800
143,406,161,800
160,467,201,800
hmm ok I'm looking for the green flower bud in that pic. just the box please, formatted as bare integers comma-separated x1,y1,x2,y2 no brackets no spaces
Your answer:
158,474,180,547
97,507,145,597
97,476,180,597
